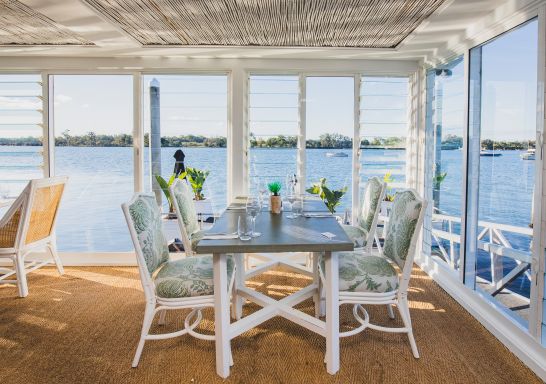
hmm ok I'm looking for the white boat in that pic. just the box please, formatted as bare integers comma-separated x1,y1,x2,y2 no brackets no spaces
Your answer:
520,148,536,160
480,150,502,157
325,152,348,157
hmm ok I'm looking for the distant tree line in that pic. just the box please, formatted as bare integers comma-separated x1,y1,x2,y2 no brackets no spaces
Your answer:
0,131,535,151
441,135,535,150
481,138,535,150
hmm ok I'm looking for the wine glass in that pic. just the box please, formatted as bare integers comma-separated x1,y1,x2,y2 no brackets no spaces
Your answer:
246,196,261,237
258,179,269,208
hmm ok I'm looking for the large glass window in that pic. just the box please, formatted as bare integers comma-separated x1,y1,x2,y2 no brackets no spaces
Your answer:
424,57,465,270
359,77,408,200
466,20,538,324
52,75,134,252
305,76,354,213
0,74,43,205
248,75,299,193
143,75,228,214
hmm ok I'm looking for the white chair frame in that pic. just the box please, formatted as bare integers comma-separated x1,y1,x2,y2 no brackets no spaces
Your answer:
354,177,387,253
122,193,237,367
169,179,198,256
0,176,68,297
319,188,427,358
170,181,313,318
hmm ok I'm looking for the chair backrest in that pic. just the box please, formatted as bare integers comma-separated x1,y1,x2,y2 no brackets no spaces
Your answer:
122,194,170,281
382,189,427,280
0,191,26,248
169,179,199,256
0,176,68,249
357,177,386,245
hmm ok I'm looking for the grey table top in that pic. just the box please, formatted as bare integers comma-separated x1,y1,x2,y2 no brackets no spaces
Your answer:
195,203,354,254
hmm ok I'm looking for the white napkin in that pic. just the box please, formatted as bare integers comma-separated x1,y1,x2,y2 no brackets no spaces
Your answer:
202,234,239,240
304,213,332,218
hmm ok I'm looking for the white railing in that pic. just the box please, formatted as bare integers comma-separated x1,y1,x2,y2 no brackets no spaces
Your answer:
431,212,532,298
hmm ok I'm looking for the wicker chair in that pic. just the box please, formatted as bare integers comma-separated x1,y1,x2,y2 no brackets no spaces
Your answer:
0,176,68,297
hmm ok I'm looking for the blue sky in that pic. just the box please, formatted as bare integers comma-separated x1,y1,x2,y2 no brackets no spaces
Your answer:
1,19,538,142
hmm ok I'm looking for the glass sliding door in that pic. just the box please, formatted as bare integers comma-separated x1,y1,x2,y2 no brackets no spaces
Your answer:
424,57,465,271
51,75,134,252
359,77,409,201
142,74,228,214
0,74,44,205
305,76,354,213
466,19,538,324
248,75,299,194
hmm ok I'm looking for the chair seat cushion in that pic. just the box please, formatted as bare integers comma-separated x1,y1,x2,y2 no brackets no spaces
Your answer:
154,255,234,299
320,252,398,293
341,224,368,248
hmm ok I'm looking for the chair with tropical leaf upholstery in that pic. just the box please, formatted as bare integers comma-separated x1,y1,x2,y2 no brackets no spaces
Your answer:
341,176,386,252
319,189,427,358
169,179,207,256
0,176,68,297
122,193,236,367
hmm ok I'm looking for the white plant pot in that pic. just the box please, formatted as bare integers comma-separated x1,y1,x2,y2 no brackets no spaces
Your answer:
162,217,180,242
381,201,393,217
193,198,214,221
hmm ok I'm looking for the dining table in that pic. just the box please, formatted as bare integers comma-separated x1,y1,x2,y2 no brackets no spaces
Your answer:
195,198,354,378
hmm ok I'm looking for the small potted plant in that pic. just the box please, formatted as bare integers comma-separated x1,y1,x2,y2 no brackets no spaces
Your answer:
155,173,185,218
306,178,347,214
268,181,282,214
381,172,395,216
186,167,210,201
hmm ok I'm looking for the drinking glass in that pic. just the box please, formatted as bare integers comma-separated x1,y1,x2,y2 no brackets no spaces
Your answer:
246,196,262,237
285,192,297,219
237,215,252,241
258,179,269,208
292,195,304,217
0,185,9,200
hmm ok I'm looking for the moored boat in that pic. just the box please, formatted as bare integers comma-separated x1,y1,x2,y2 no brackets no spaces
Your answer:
325,152,348,157
480,150,502,157
520,148,535,160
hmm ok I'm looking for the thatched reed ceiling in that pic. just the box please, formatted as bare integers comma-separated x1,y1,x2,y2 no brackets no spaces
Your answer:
0,0,93,45
82,0,447,48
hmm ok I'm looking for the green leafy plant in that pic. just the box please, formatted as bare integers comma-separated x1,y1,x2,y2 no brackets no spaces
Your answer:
433,172,447,189
383,172,395,202
268,181,282,196
306,178,347,214
155,172,186,213
186,167,210,200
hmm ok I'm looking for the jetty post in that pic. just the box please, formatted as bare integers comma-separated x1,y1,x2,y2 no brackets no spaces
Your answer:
150,78,162,206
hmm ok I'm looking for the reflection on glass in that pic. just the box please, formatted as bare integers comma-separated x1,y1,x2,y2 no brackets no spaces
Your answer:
360,77,408,200
0,74,43,200
425,56,465,270
467,19,538,324
305,76,354,213
52,75,134,252
248,75,298,195
142,75,228,215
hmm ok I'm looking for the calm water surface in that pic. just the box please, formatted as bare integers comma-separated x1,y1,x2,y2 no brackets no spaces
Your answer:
0,146,535,296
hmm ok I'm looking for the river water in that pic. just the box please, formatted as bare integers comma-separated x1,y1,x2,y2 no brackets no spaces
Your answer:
0,146,534,296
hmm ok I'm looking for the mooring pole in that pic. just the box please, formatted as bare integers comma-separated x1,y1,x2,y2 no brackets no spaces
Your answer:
150,78,162,206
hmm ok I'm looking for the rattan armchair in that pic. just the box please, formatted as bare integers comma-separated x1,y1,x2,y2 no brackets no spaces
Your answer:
0,176,68,297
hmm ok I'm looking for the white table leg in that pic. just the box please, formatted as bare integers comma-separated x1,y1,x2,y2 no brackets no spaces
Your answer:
234,253,245,320
213,252,231,378
312,252,320,318
324,251,340,375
